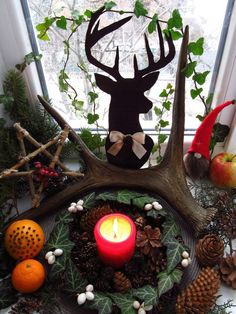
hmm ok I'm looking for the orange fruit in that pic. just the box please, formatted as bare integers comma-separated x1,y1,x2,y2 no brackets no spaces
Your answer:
11,259,46,293
4,219,45,260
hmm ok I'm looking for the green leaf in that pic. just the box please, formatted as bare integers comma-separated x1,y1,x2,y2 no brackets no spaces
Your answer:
72,99,84,110
88,91,98,102
49,253,67,281
133,195,157,208
157,269,183,298
89,292,113,314
188,37,204,56
56,16,67,29
182,61,197,78
154,106,162,116
45,221,74,254
165,239,185,273
159,89,168,97
55,210,73,224
84,9,92,18
63,259,87,293
109,293,135,314
147,209,167,219
96,191,117,202
83,192,96,209
212,123,230,143
59,70,69,92
117,190,142,205
159,120,169,128
196,114,204,121
132,285,158,306
158,134,167,144
206,93,213,105
168,29,183,41
104,1,117,10
134,0,148,18
162,217,180,243
87,113,99,124
163,101,171,110
168,9,183,29
193,71,210,85
25,52,42,64
190,88,203,99
148,14,158,34
37,32,50,41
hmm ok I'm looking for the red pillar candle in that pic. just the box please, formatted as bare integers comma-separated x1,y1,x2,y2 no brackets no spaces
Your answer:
94,213,136,268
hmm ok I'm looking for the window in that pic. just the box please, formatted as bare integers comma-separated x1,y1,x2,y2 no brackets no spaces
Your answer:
22,0,231,135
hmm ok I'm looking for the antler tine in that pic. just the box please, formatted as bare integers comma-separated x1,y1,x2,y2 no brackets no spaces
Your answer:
85,6,132,80
135,20,175,78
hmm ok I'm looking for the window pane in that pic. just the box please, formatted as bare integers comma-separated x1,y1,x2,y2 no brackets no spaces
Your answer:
26,0,229,130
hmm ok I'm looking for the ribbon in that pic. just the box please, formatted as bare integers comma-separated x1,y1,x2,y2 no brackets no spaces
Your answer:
107,131,147,159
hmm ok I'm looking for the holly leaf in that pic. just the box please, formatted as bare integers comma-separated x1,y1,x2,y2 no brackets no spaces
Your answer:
165,239,185,273
167,9,183,29
83,192,96,209
96,191,117,202
190,88,203,99
56,16,67,29
148,14,158,34
55,210,73,224
134,0,148,18
132,285,158,306
109,293,135,314
193,71,210,85
182,61,197,78
89,292,113,314
87,113,99,124
188,37,204,56
117,190,142,204
133,195,156,208
157,269,183,297
45,221,74,254
104,1,117,10
49,253,67,281
63,259,87,293
147,209,167,219
162,217,180,243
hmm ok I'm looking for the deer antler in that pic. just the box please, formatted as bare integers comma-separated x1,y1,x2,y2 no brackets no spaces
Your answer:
18,26,216,237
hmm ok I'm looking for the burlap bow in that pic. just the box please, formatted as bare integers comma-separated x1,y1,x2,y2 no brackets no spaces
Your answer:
107,131,147,159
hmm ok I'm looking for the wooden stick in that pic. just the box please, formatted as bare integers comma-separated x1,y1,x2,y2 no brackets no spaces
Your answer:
14,123,71,172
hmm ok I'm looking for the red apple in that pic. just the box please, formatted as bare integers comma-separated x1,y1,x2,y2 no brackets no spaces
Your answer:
209,153,236,188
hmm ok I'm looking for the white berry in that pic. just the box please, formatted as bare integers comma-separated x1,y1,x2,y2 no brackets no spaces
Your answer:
45,251,53,260
152,201,162,210
133,301,141,309
54,248,63,256
70,202,77,207
181,258,189,268
77,199,84,206
138,308,146,314
85,291,95,301
77,293,86,305
182,251,189,259
86,284,94,292
68,206,75,212
144,305,153,311
48,255,56,264
144,203,153,211
76,204,84,211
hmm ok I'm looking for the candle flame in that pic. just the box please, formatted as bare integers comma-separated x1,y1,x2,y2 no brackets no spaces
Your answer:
113,218,118,239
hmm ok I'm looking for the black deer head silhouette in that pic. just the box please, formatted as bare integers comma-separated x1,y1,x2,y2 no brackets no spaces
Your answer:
85,7,175,168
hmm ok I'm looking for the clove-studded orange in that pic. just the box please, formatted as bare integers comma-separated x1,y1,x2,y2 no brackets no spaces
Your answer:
4,219,45,260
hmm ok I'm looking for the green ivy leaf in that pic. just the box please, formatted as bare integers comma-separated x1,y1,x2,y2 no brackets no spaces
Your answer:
133,195,157,208
154,106,162,116
147,209,167,219
45,221,74,253
193,71,210,85
163,101,171,110
134,0,148,18
167,9,183,29
63,259,87,293
72,99,84,110
84,9,92,18
159,89,168,97
165,239,185,273
83,192,96,209
148,14,158,34
212,123,230,143
168,29,183,41
56,16,67,29
87,113,99,124
109,293,135,314
188,37,204,56
117,190,142,204
190,88,203,99
89,292,113,314
157,269,183,298
96,191,117,202
182,61,197,78
49,253,67,281
104,1,117,10
159,120,169,128
132,285,158,306
59,70,69,92
88,91,98,102
162,217,180,243
196,114,204,121
55,210,73,224
158,134,167,144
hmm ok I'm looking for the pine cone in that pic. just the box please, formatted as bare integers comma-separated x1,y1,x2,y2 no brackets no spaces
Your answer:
196,234,224,266
136,225,162,255
176,267,220,314
79,242,98,262
80,204,113,233
219,253,236,289
113,271,132,293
